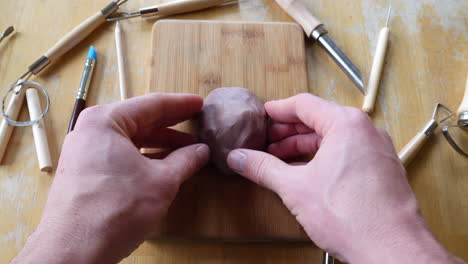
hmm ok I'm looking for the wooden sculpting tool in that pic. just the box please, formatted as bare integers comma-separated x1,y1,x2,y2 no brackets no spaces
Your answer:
443,73,468,157
107,0,237,21
115,21,128,100
398,103,453,167
0,26,14,43
275,0,365,94
68,46,97,133
26,88,52,172
0,80,25,163
362,6,392,113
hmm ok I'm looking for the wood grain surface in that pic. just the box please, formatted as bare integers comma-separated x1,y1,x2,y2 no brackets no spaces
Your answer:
149,20,308,240
0,0,467,263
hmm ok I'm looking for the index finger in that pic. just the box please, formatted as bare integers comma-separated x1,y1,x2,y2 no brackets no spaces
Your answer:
265,93,346,137
75,93,203,140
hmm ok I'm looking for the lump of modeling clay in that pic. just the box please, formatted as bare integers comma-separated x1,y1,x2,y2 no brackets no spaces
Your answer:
199,87,267,174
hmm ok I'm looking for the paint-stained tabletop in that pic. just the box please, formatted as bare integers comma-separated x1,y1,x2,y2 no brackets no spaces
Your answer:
0,0,467,263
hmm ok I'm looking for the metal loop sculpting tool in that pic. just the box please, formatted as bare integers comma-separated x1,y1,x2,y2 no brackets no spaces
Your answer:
398,103,454,166
0,26,14,43
275,0,365,94
107,0,237,21
442,73,468,157
1,0,127,126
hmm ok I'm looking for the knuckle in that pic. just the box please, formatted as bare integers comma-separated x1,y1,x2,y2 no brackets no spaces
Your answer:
344,107,370,127
76,105,109,129
253,156,272,186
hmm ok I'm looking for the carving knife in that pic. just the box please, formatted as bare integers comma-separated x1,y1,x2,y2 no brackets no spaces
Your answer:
276,0,365,94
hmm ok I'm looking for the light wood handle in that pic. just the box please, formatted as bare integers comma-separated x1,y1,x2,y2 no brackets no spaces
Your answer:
0,81,26,163
115,22,128,100
457,73,468,115
44,12,106,64
398,131,428,167
144,0,233,18
26,88,52,172
362,27,390,113
275,0,322,37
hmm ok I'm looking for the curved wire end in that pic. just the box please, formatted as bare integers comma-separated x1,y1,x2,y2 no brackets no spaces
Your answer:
116,0,129,7
442,125,468,158
432,103,454,125
107,11,141,22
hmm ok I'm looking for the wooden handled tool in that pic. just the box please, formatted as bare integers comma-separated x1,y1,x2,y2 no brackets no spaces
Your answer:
26,88,52,172
362,7,392,113
26,0,125,76
275,0,364,93
0,81,25,163
115,22,128,100
398,103,453,166
108,0,236,21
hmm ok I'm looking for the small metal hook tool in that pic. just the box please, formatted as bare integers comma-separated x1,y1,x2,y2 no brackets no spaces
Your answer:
442,74,468,158
107,0,237,21
0,26,14,43
398,103,454,166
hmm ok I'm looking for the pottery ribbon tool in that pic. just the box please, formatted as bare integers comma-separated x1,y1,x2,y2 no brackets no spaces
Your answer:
1,0,127,126
107,0,236,21
275,0,365,94
443,73,468,157
362,6,392,113
398,103,453,166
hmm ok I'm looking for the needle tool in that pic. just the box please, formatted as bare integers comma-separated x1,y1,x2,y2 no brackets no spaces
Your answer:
362,6,392,113
275,0,365,94
107,0,237,21
399,103,454,166
115,21,128,100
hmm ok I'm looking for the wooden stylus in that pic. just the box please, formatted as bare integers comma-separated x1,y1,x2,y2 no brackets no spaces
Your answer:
115,21,128,100
26,88,53,172
0,81,25,163
362,7,392,113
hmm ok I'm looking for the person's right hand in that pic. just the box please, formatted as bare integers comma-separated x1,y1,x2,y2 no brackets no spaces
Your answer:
227,94,462,264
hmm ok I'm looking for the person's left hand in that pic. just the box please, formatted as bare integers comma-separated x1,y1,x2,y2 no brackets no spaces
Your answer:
12,93,210,264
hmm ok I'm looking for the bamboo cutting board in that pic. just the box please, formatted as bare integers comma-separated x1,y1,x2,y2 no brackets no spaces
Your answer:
149,20,309,241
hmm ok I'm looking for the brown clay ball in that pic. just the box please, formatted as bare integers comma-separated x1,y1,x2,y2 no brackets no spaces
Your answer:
199,87,267,174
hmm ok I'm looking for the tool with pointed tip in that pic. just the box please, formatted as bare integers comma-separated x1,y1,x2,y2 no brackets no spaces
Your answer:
362,6,392,113
442,73,468,157
0,26,14,43
398,103,454,166
275,0,365,94
107,0,237,21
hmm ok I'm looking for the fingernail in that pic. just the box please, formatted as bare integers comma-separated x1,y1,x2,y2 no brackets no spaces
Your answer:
196,144,210,159
227,150,247,173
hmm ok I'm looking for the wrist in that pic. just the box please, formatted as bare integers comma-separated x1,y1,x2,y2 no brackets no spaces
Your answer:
346,217,456,264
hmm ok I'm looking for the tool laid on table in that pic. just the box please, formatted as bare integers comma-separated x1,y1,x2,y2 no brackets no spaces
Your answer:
68,46,97,133
115,21,128,100
1,0,127,126
362,6,392,113
398,103,454,166
0,26,14,43
275,0,365,94
443,74,468,157
107,0,236,21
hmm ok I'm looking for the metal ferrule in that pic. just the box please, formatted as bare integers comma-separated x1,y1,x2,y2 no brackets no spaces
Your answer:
77,58,96,100
422,119,439,136
140,7,159,17
101,1,120,17
458,112,468,129
311,25,328,41
28,56,50,75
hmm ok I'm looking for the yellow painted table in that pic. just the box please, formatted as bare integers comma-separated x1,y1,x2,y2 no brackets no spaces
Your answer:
0,0,467,263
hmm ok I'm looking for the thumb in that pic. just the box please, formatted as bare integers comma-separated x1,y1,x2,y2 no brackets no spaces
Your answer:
227,149,292,193
162,144,210,183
